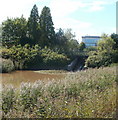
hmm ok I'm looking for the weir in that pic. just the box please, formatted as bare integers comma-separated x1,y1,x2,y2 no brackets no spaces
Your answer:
67,56,88,72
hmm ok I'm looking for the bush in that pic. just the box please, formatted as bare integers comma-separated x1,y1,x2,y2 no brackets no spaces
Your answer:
40,47,70,67
1,45,70,70
1,48,10,59
85,34,118,68
85,51,114,68
0,58,15,73
1,44,40,70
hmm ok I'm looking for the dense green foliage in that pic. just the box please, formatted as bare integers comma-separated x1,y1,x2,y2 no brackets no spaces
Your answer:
86,53,111,68
2,66,116,118
1,5,80,53
79,42,86,51
1,5,57,48
40,6,56,47
85,34,118,68
1,4,118,71
1,44,40,69
1,5,81,72
2,16,27,47
111,33,118,49
40,47,70,66
0,24,2,37
27,4,40,46
1,3,118,119
1,44,69,71
55,28,79,56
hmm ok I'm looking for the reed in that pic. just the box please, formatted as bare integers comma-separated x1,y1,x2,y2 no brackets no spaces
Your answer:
2,66,116,118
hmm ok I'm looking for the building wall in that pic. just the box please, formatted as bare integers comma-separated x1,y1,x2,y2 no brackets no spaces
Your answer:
82,36,101,47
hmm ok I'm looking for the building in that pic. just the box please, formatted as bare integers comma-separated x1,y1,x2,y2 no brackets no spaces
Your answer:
82,36,101,47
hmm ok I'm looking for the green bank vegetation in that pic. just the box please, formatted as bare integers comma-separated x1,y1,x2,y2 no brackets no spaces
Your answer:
85,34,118,68
1,4,118,119
0,4,118,72
2,66,116,118
0,5,81,72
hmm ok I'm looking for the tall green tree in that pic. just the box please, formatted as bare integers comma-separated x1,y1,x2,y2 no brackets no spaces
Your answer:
0,25,2,46
111,33,118,49
86,34,118,68
97,36,115,52
64,28,75,41
2,16,27,47
54,28,67,53
40,6,56,47
79,42,86,51
64,29,79,54
27,4,40,45
0,25,2,37
56,28,67,46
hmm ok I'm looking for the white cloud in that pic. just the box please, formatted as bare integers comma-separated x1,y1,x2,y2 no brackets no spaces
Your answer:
49,0,108,18
0,0,116,22
50,0,86,18
53,17,92,42
0,0,39,23
112,27,116,33
54,18,92,30
0,0,116,42
87,1,107,12
49,0,107,42
0,0,114,23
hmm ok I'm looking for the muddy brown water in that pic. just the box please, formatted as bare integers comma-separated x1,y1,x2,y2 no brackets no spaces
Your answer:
0,70,65,87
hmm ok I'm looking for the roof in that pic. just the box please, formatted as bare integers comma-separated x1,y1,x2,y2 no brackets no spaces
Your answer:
82,36,101,38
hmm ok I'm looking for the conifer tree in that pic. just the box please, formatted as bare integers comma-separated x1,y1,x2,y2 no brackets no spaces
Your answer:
40,6,56,47
27,4,40,45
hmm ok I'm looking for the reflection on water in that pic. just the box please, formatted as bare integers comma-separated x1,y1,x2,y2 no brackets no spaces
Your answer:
0,71,64,87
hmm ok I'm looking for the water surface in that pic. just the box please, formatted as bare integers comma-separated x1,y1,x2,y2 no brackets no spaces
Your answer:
1,70,65,87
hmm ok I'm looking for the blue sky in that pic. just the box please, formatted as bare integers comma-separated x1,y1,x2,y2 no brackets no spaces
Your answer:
0,0,117,42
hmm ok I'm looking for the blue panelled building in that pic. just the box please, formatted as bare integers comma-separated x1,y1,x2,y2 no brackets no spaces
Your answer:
82,36,101,47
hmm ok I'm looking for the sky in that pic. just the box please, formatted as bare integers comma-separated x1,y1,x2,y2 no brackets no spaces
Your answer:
0,0,117,42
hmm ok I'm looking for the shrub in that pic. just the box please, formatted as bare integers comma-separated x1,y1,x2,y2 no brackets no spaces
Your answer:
1,48,10,59
40,47,70,67
1,44,40,70
85,34,118,68
0,58,15,73
85,52,113,68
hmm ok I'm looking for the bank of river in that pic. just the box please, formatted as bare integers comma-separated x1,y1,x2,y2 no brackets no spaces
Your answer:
1,70,66,87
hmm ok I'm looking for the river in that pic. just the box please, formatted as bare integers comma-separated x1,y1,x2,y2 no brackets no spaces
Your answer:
0,70,65,87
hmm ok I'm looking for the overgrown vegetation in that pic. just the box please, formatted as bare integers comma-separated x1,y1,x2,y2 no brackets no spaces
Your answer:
1,44,40,69
1,45,70,71
0,5,80,72
1,4,118,72
1,3,118,119
2,66,116,118
85,34,118,68
40,47,70,67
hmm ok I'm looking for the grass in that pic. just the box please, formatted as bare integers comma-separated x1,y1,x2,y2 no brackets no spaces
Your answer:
34,70,68,74
2,66,117,118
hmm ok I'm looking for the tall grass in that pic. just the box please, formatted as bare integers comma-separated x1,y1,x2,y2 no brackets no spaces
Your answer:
2,66,117,118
